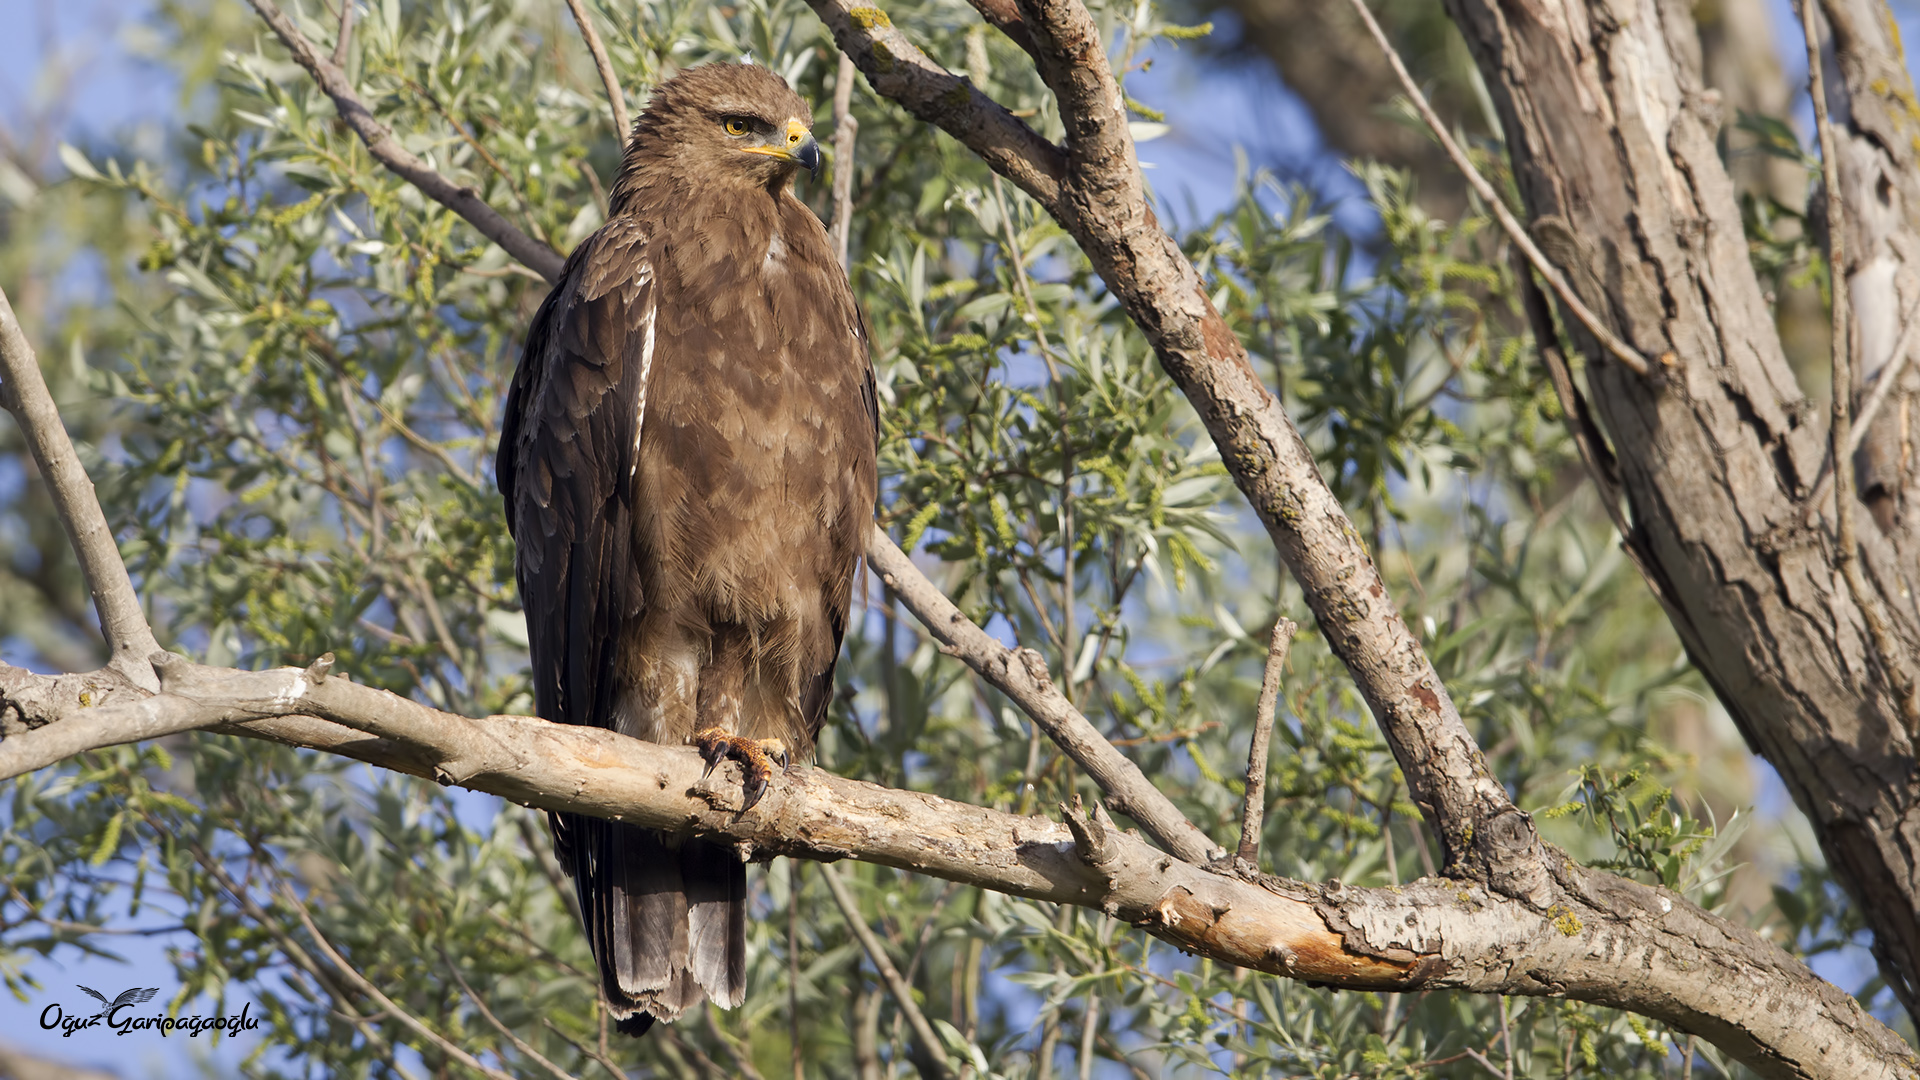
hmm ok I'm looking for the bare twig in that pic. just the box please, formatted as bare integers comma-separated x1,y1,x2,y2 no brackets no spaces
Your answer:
1342,0,1650,377
281,884,519,1080
244,0,566,281
0,286,161,691
1802,290,1920,524
180,838,423,1080
789,862,805,1080
702,1004,768,1080
561,0,630,140
868,526,1221,863
829,52,859,270
443,952,583,1080
820,864,956,1080
1800,0,1920,730
1076,992,1099,1080
329,0,353,69
1237,618,1295,866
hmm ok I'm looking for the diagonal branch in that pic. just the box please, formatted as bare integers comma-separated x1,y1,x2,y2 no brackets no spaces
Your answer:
823,0,1525,886
279,882,519,1080
806,0,1066,214
562,0,630,141
245,0,567,281
868,529,1221,863
0,287,161,691
0,653,1908,1080
1343,0,1649,377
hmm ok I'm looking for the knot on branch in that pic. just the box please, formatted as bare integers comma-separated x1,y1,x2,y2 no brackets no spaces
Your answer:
1063,793,1121,906
1012,647,1054,691
1477,809,1555,910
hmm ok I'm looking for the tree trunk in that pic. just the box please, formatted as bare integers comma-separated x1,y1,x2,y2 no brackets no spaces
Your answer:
1442,0,1920,1020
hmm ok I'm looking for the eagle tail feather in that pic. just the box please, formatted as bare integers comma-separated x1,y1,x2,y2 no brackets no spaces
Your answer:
567,816,743,1034
683,839,748,1008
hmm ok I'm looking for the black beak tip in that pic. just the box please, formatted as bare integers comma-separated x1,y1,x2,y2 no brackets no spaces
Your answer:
796,138,823,180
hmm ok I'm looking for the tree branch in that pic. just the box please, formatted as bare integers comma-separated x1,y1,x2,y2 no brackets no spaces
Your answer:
0,652,1902,1079
244,0,567,281
562,0,630,142
829,52,859,270
804,0,1066,214
867,528,1222,863
329,0,353,70
841,0,1524,887
0,286,161,691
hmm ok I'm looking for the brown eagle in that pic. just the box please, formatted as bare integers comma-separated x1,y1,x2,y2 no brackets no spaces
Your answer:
496,62,878,1036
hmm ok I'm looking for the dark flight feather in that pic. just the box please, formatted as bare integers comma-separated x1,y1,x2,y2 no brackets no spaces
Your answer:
498,62,878,1036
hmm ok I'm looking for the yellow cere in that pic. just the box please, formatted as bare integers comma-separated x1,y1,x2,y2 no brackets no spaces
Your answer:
738,118,814,159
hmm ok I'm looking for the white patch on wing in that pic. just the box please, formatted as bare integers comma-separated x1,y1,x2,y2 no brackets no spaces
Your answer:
629,281,657,479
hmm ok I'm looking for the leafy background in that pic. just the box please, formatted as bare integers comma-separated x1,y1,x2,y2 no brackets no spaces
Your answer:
0,0,1908,1076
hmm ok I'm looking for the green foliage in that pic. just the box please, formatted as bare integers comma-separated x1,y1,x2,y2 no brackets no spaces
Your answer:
0,0,1869,1075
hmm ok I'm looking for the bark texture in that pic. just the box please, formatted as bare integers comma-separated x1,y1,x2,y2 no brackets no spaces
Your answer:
1440,0,1920,1019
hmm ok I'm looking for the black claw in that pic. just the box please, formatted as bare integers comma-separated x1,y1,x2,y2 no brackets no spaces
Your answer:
696,735,729,777
739,774,769,813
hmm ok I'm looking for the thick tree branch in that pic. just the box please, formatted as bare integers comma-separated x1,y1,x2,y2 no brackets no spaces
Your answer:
805,0,1066,214
1438,0,1920,1028
829,0,1523,887
0,655,1909,1080
244,0,568,281
0,286,161,691
868,529,1221,863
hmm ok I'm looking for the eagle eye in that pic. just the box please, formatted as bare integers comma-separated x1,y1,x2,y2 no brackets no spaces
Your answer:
723,117,751,137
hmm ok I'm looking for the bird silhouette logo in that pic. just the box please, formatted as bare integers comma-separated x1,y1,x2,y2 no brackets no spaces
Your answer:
74,984,159,1019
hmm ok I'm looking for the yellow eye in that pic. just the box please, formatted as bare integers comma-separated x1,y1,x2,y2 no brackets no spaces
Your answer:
724,118,750,136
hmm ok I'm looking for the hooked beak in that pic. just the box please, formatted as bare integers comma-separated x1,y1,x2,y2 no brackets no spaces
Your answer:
741,117,823,180
792,133,822,180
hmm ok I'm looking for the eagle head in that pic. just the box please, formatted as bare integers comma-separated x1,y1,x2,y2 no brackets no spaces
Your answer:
613,62,821,209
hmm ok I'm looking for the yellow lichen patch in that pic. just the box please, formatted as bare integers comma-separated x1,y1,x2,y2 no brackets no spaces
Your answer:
870,41,895,74
849,6,891,29
1547,904,1583,937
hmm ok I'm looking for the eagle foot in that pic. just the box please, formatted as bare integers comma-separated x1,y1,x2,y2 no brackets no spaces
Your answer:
692,730,790,812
